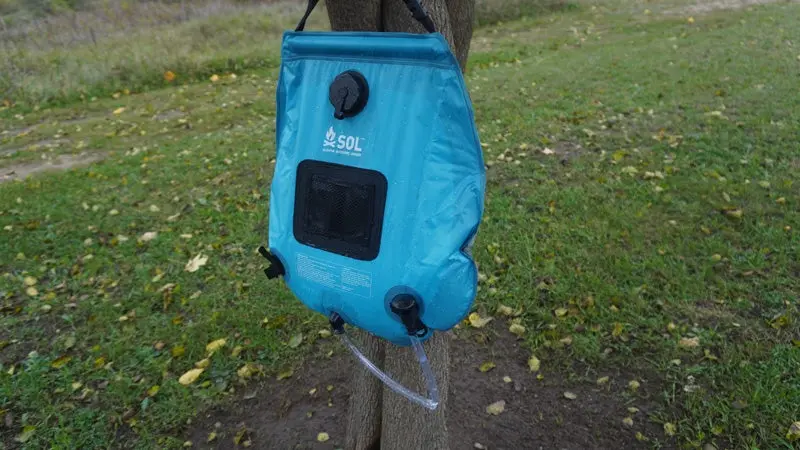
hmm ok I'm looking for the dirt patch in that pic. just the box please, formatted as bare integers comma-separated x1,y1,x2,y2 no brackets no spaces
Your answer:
0,139,71,157
665,0,799,15
0,152,105,183
186,325,668,449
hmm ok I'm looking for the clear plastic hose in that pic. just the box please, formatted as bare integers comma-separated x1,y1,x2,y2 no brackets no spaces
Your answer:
339,331,440,410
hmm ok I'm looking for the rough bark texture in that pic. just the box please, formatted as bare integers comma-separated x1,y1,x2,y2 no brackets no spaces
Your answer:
325,0,473,448
326,0,382,31
344,331,385,450
325,0,474,71
380,331,450,450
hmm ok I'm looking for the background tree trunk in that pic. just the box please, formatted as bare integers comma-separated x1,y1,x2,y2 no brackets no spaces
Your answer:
344,331,385,450
380,331,450,450
325,1,474,448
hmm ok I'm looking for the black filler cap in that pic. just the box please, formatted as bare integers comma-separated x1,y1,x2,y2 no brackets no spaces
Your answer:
390,294,427,337
329,70,369,120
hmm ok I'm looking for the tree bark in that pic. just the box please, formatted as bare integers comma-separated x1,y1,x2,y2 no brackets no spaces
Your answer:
344,331,385,450
326,1,473,448
380,331,450,450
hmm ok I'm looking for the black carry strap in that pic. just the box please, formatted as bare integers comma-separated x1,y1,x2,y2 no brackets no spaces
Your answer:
295,0,436,33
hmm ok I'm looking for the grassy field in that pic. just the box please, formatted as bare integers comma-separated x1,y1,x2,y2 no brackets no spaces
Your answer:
1,0,799,448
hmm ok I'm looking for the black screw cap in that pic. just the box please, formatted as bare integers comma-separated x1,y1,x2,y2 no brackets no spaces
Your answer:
329,70,369,120
390,294,427,337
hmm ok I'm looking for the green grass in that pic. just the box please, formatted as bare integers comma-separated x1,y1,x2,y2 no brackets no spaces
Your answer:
1,1,799,448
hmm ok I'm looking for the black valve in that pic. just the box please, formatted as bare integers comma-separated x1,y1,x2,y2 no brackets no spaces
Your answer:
258,246,285,279
329,70,369,120
390,294,427,337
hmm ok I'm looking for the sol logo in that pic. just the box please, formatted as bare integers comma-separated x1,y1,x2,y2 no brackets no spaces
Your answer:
322,127,364,153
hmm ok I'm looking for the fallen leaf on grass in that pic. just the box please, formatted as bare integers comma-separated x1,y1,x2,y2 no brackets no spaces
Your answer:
678,336,700,348
554,307,568,318
51,355,72,369
508,323,526,337
528,356,541,372
486,400,505,415
663,422,677,436
503,376,512,383
164,71,176,82
724,209,743,220
179,368,204,385
563,391,577,400
288,333,304,348
786,422,800,441
147,385,160,397
628,380,641,391
185,254,208,272
112,107,126,115
23,276,37,286
207,431,217,443
276,368,293,380
497,304,514,316
139,232,158,242
210,74,220,82
206,338,226,354
596,376,610,385
195,358,210,369
479,362,496,373
317,432,330,443
468,312,492,328
14,425,35,443
171,345,186,358
26,287,38,297
231,346,243,357
318,329,332,338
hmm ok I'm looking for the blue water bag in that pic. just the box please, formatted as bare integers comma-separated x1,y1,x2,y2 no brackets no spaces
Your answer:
260,0,485,409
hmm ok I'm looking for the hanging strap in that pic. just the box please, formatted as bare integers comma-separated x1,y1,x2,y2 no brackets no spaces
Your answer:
295,0,436,33
330,313,440,410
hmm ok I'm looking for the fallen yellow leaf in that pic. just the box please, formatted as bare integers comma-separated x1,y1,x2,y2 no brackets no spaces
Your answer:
210,74,220,82
205,338,226,354
468,312,493,328
486,400,505,415
787,422,800,441
508,323,526,337
276,368,293,380
528,356,541,372
171,345,186,358
185,254,209,272
317,432,330,443
207,431,217,442
178,368,204,385
479,362,496,373
554,307,568,318
164,71,176,82
629,380,641,391
596,376,610,385
112,107,126,115
496,304,514,316
25,287,38,297
195,358,210,369
663,422,677,436
147,385,160,397
678,336,700,348
231,346,243,357
51,355,72,369
622,417,634,427
563,391,577,400
23,276,37,286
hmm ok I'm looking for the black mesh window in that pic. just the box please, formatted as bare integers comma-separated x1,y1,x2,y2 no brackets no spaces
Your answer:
294,160,387,261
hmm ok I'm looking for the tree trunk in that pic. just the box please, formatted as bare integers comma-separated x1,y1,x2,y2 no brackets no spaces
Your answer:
380,331,450,450
344,331,385,450
325,1,474,448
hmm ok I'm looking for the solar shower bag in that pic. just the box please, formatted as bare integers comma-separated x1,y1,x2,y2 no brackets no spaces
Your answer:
266,29,485,346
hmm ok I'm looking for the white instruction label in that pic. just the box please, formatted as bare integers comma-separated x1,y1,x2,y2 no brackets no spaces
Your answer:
296,253,372,298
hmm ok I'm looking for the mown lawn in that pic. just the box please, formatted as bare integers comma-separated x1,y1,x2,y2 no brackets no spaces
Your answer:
1,1,798,448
